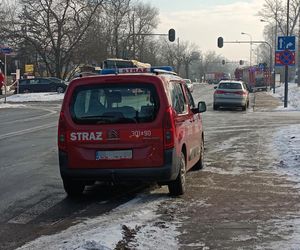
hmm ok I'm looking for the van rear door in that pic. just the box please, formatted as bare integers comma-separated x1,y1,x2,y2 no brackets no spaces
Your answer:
65,79,166,169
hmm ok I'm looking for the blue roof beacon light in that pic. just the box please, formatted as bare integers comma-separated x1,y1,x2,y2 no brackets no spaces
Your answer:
100,66,175,75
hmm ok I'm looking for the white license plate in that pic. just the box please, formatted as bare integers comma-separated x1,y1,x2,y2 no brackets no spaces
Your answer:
96,150,132,160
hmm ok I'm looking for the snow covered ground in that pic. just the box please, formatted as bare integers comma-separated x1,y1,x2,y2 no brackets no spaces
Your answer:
268,83,300,182
0,92,64,105
10,84,300,249
18,193,183,250
269,82,300,111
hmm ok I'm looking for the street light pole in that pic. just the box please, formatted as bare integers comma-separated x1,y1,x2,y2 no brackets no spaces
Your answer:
284,0,290,108
241,32,252,66
260,17,277,93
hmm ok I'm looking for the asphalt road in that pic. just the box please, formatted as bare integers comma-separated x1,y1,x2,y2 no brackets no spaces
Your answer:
1,84,300,249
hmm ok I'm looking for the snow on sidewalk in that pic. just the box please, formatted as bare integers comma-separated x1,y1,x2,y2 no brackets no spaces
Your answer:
0,92,64,104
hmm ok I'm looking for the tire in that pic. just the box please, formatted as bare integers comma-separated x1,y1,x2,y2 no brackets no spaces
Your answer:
168,152,186,196
57,86,65,93
193,139,204,170
62,178,85,197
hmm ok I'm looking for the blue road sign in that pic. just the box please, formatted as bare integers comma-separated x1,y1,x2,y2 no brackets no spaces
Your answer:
0,47,13,54
277,36,296,51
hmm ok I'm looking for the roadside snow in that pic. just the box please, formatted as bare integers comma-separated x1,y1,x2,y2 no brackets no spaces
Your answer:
0,92,64,103
270,124,300,185
17,194,181,250
0,103,26,109
269,82,300,110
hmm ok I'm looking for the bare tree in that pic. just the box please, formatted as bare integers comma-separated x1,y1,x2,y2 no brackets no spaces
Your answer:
103,0,131,58
3,0,104,78
181,42,200,78
258,0,300,35
130,2,159,60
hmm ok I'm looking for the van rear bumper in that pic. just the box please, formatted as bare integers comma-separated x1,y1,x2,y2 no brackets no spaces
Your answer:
59,149,179,183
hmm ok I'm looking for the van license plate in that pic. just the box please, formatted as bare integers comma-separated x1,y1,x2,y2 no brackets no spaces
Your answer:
96,150,132,160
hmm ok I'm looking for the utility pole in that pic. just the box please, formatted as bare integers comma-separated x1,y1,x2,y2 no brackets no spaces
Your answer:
298,6,300,87
132,13,136,59
4,53,7,103
284,0,290,108
274,12,278,93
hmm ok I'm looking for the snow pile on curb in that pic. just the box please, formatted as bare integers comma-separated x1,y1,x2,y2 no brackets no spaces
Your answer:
1,93,64,103
269,82,300,110
17,194,181,250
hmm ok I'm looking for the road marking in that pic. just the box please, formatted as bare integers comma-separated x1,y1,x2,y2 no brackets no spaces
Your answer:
8,194,65,224
0,106,58,125
0,122,57,140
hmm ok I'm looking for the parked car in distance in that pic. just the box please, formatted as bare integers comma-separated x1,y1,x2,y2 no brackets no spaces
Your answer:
15,77,68,94
58,67,207,197
213,80,249,111
47,77,66,84
183,79,193,92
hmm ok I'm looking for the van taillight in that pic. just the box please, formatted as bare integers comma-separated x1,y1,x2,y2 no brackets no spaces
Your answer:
163,107,175,149
58,111,67,151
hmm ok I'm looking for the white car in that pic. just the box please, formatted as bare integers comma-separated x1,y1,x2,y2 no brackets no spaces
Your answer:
183,79,193,92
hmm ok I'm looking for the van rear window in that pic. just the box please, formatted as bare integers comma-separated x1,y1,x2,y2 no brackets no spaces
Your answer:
70,83,159,124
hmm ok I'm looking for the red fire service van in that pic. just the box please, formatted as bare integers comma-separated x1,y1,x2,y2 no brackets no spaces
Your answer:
58,66,206,197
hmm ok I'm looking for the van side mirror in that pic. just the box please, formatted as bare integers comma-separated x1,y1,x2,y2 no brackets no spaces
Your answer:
214,86,217,89
198,101,206,113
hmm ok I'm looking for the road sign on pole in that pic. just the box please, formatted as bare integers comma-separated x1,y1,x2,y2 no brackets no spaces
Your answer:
277,36,295,51
0,47,13,54
275,50,295,66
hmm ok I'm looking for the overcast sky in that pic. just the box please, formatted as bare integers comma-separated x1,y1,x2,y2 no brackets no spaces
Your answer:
141,0,266,63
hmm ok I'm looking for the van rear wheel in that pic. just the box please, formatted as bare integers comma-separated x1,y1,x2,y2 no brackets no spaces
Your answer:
168,152,186,196
62,178,85,197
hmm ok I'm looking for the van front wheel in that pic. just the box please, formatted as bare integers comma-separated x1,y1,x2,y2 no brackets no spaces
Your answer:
168,152,186,196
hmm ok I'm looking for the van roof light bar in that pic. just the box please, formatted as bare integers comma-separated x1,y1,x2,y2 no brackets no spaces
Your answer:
100,66,175,75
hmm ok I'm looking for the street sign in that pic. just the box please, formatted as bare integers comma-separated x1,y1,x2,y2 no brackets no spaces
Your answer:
277,36,296,51
275,50,295,66
25,64,34,73
0,47,13,54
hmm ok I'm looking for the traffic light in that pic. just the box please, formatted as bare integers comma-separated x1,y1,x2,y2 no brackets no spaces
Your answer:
217,37,223,48
168,29,176,42
222,60,225,65
239,60,244,65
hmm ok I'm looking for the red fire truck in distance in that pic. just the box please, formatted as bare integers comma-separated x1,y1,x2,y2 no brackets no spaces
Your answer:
234,65,271,92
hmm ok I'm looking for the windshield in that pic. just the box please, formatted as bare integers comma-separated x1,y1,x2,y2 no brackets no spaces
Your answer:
71,83,159,124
